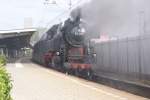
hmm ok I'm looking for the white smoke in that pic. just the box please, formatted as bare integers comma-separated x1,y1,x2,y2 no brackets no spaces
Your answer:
79,0,150,39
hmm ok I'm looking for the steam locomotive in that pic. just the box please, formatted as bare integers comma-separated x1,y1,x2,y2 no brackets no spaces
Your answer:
32,14,95,78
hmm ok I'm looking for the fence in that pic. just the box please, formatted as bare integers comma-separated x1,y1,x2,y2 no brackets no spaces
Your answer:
94,35,150,81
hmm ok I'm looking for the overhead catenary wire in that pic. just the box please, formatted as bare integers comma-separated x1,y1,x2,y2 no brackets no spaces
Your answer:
36,0,65,28
36,0,85,36
44,0,85,28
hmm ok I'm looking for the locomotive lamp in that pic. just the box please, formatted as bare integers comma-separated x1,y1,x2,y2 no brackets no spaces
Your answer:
93,53,97,63
56,52,60,56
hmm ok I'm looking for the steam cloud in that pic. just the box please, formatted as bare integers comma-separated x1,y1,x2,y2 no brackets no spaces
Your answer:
77,0,150,39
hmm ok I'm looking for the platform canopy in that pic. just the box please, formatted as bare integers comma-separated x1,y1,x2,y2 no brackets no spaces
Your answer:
0,28,37,58
0,28,37,39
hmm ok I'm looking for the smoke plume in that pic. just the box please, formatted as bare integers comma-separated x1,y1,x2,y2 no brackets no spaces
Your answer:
76,0,150,39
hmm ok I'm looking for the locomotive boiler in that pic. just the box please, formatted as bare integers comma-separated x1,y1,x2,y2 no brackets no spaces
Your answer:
32,15,95,78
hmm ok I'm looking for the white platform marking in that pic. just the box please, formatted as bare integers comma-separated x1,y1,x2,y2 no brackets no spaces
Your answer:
15,63,24,68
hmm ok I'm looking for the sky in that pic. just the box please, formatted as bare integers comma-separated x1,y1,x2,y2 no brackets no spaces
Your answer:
0,0,88,30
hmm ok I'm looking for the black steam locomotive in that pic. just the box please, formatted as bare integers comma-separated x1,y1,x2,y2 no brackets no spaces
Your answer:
32,14,95,78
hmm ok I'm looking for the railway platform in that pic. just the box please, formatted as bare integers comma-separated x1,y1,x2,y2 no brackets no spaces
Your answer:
94,71,150,98
6,57,149,100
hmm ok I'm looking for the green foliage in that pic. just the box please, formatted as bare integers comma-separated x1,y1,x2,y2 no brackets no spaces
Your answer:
0,56,12,100
0,55,7,66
